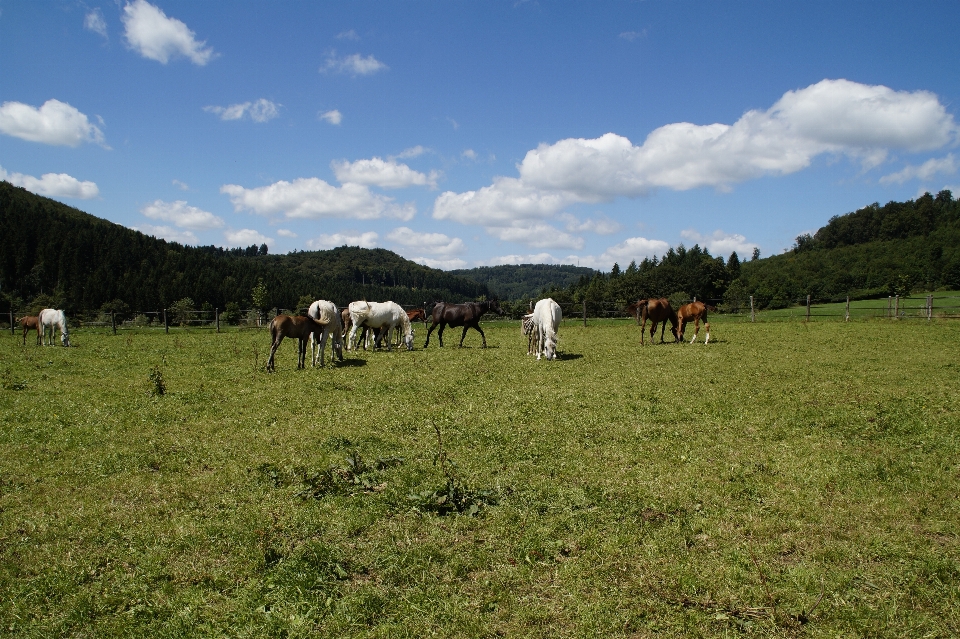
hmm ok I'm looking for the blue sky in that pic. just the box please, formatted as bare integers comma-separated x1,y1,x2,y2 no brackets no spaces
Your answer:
2,1,959,271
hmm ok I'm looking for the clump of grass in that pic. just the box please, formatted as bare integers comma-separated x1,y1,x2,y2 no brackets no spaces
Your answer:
408,424,497,516
148,364,166,396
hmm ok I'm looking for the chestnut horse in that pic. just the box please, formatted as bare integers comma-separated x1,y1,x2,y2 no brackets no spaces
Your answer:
676,301,711,344
266,315,329,371
424,300,504,348
17,315,41,346
635,298,679,345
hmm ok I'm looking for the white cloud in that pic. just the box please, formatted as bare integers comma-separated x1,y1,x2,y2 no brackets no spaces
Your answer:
0,99,106,147
517,80,959,199
619,30,645,41
319,109,342,125
84,9,108,38
490,221,584,250
679,229,758,258
395,145,427,159
880,154,958,185
221,178,415,221
122,0,215,65
0,166,99,199
475,253,565,267
225,229,273,246
204,99,280,123
461,149,477,160
336,29,360,41
320,52,387,76
307,231,379,250
386,227,465,256
598,236,670,267
332,157,439,189
172,179,189,190
410,256,468,270
276,229,297,238
140,199,225,230
560,213,621,235
135,223,198,245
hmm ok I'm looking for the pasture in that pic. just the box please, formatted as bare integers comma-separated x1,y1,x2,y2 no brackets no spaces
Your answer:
1,318,958,638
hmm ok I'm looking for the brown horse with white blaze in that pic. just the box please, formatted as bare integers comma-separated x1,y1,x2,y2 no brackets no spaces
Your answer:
676,301,711,344
266,315,330,371
635,298,679,345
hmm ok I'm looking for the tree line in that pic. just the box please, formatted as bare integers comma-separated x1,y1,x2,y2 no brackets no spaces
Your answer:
0,182,488,318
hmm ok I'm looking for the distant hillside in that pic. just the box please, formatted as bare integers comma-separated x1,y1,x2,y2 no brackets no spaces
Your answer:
449,264,597,300
0,181,487,313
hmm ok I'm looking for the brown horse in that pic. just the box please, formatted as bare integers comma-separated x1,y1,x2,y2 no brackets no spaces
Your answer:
636,298,679,345
424,300,505,348
266,315,329,371
17,315,41,346
625,300,644,325
676,301,711,344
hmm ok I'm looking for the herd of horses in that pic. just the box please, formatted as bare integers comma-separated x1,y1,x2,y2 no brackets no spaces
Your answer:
13,297,712,370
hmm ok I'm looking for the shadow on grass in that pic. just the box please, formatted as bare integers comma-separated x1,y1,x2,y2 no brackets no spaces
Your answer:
334,358,367,367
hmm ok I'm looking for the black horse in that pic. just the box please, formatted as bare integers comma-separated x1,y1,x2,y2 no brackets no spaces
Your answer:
423,300,505,348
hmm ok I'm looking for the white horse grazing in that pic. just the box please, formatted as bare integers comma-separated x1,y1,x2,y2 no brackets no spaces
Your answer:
521,312,539,355
532,298,561,360
39,308,70,346
347,301,414,351
307,300,344,366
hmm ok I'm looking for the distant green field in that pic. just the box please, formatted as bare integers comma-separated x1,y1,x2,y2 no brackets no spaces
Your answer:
716,290,960,322
1,320,958,638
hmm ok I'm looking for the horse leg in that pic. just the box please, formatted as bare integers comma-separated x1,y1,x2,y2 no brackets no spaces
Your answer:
659,320,666,344
704,321,710,345
690,318,699,343
267,335,282,371
476,323,488,348
437,323,445,347
640,317,646,345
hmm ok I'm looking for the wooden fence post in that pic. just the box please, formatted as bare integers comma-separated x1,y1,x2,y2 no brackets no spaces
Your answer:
806,295,811,321
887,296,892,318
895,295,899,319
111,311,116,335
750,295,755,323
582,300,587,328
163,308,169,333
216,307,220,333
845,296,850,322
9,311,13,335
927,295,932,320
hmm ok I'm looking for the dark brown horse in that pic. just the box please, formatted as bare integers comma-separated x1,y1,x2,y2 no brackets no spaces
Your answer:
17,315,41,346
677,301,712,344
266,315,329,371
424,300,505,348
635,298,679,345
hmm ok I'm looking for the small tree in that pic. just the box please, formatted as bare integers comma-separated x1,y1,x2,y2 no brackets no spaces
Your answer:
169,297,195,326
251,278,268,326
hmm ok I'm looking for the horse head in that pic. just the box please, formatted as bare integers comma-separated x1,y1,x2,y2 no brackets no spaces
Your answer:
486,299,506,316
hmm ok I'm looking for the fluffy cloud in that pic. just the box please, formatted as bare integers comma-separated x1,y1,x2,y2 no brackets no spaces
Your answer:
140,199,225,230
336,29,360,41
332,157,439,189
475,253,565,267
560,213,621,235
320,52,387,76
84,9,108,38
0,99,106,147
880,154,958,185
307,231,379,250
225,229,273,246
122,0,215,65
395,146,427,159
204,99,280,123
221,178,415,221
679,229,758,258
386,227,465,256
518,80,958,198
319,109,342,125
0,166,99,199
410,256,468,270
598,236,671,266
276,229,297,238
135,224,198,245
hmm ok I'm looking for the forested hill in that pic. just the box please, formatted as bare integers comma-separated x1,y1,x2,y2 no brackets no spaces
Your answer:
449,264,597,300
0,181,487,314
538,190,960,312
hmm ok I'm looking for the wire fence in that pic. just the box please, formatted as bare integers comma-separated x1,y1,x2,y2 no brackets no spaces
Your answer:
5,295,960,336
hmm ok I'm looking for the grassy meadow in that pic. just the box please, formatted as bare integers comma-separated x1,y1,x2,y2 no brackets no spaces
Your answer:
1,316,959,637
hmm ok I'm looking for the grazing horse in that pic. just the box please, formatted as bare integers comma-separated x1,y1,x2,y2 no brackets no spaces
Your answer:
636,298,678,345
38,309,70,346
17,315,42,346
521,313,538,355
306,300,344,366
677,301,711,344
424,299,505,348
347,301,414,351
532,298,562,360
266,315,328,371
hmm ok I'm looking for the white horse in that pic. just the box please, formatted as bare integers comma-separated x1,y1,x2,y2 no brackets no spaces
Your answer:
521,312,539,355
347,301,414,351
306,300,344,366
39,308,70,346
532,298,561,360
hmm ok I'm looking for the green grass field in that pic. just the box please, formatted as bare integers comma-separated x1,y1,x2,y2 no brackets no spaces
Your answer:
1,317,959,638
